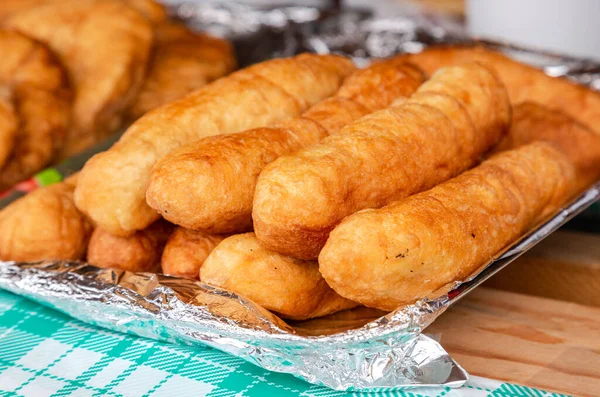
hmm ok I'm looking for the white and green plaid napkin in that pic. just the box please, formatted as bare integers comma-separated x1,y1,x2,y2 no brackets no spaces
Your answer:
0,289,570,397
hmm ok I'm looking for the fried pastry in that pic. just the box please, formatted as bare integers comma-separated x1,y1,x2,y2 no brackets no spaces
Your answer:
146,59,424,233
0,30,70,190
0,88,16,171
127,22,236,120
319,143,576,310
396,46,600,134
5,0,154,157
87,220,173,272
0,174,92,262
201,233,358,320
495,102,600,188
75,54,355,236
161,228,226,279
254,62,510,259
0,0,167,23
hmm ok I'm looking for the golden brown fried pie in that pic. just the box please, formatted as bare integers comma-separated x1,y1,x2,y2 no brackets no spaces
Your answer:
127,21,236,120
397,46,600,135
75,54,354,236
0,174,92,261
0,0,167,24
5,0,154,158
87,220,173,272
319,143,576,310
495,101,600,188
201,233,358,320
146,59,424,234
0,30,70,190
253,62,510,259
161,228,226,279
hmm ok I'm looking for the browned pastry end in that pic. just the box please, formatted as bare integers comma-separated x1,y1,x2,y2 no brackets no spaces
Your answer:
396,46,600,135
201,233,358,320
127,22,236,120
495,101,600,188
0,174,92,262
87,220,173,273
75,53,355,236
5,0,154,158
319,143,576,311
146,60,424,234
253,62,511,259
0,30,70,190
161,228,226,279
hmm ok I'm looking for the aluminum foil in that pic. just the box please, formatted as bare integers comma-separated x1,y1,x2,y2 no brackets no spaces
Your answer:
1,1,600,392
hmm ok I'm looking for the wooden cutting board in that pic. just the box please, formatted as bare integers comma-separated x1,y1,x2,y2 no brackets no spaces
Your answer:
428,231,600,397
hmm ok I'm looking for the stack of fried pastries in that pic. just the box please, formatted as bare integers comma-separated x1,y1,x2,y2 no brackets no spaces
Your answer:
1,47,600,322
0,0,236,190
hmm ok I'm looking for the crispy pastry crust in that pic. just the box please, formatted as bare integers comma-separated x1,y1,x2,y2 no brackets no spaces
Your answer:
127,22,236,120
146,60,424,234
319,143,576,310
253,62,510,259
0,174,92,261
201,233,357,320
0,30,71,190
396,46,600,134
496,101,600,188
161,228,226,279
87,220,173,272
75,54,354,236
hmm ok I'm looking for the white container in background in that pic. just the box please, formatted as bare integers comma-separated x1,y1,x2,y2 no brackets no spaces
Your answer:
467,0,600,60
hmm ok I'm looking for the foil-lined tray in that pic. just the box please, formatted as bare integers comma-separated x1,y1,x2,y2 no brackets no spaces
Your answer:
1,1,600,391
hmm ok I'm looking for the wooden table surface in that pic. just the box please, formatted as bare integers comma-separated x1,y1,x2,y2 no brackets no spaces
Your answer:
429,231,600,397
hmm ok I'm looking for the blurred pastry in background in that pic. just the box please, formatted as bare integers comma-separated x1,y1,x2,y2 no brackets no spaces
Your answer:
0,0,167,24
127,21,236,121
0,174,92,262
4,0,153,158
0,30,70,190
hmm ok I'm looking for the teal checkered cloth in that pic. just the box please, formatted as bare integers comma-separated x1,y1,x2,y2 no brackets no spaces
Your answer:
0,289,570,397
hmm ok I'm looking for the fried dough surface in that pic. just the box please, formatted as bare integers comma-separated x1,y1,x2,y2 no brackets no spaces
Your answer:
319,143,576,310
0,174,92,261
161,228,226,279
75,54,354,236
0,30,70,190
146,60,424,234
127,22,236,120
0,0,167,23
5,0,153,158
496,102,600,188
201,233,358,320
397,46,600,134
254,62,510,259
87,220,173,272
